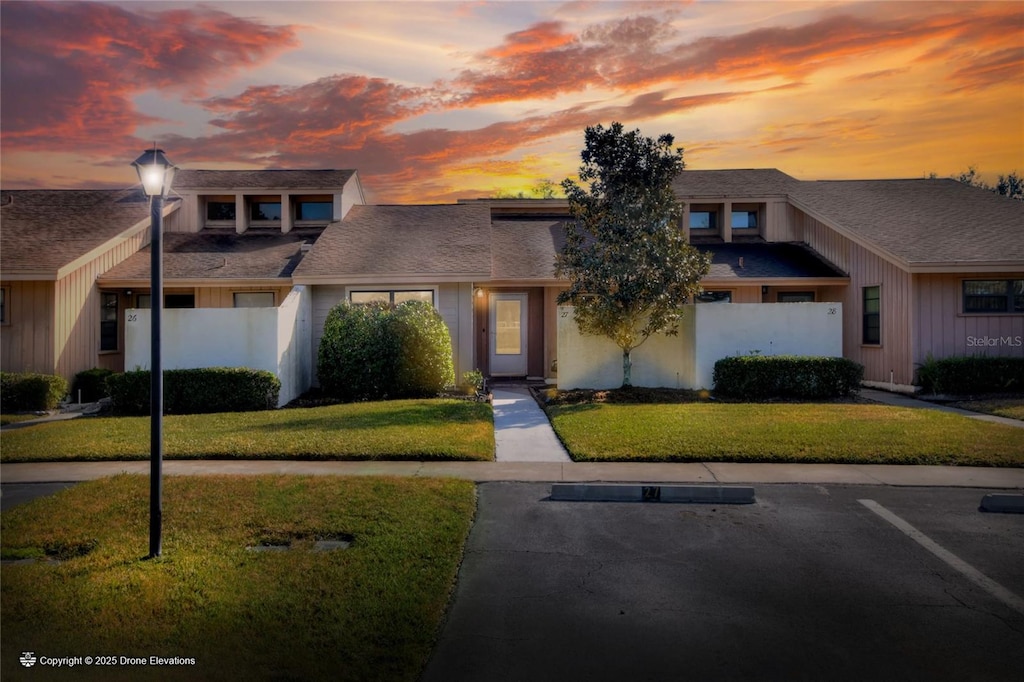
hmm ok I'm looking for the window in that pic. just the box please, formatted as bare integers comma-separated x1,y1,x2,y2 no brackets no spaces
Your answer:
296,201,333,221
234,292,275,308
166,294,195,309
206,201,236,221
100,292,118,351
731,210,758,229
695,291,732,304
690,211,716,230
862,286,880,345
135,294,195,309
963,279,1024,314
777,292,815,303
250,201,282,221
0,287,7,324
350,290,434,306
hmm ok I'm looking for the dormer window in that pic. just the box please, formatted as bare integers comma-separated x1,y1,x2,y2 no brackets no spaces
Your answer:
250,198,282,223
204,196,237,226
296,200,332,221
207,201,235,221
731,210,758,229
690,210,717,230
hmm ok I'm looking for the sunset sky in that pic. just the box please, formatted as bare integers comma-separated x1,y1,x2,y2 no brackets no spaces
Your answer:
1,0,1022,203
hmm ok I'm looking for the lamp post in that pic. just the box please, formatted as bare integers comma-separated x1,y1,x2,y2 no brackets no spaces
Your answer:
131,148,176,559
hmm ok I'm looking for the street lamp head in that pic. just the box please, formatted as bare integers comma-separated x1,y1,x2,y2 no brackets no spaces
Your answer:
131,148,177,197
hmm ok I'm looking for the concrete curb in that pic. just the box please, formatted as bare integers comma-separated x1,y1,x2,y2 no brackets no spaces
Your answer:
979,493,1024,514
550,483,756,504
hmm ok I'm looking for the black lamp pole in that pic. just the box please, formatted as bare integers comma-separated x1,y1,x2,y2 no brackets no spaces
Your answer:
132,149,176,559
148,190,164,558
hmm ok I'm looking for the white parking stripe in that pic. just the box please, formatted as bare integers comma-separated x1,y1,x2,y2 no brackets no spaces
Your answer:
858,499,1024,616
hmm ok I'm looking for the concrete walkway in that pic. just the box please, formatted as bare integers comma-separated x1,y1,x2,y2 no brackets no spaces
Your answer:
861,388,1024,429
3,460,1022,488
491,387,571,462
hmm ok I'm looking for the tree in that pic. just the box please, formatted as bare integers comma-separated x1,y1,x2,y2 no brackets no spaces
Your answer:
556,122,711,387
491,178,563,199
932,166,1023,201
996,172,1023,201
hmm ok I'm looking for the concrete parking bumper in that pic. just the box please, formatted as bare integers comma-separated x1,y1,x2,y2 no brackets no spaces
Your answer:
550,482,755,504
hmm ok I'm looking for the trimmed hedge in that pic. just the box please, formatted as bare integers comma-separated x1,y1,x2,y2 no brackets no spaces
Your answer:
107,367,280,416
318,300,454,402
713,355,864,400
916,355,1024,395
317,302,397,402
388,301,455,398
0,372,69,412
71,368,115,403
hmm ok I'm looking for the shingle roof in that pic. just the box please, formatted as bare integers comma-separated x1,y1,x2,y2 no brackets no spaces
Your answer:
0,189,155,275
491,218,567,280
293,204,492,279
674,169,798,198
173,169,355,190
791,179,1024,265
697,243,847,280
99,228,324,281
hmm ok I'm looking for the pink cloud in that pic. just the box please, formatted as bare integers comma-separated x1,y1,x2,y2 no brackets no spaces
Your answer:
0,1,298,152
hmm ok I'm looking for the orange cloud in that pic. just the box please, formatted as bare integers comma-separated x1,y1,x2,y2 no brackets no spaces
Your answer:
1,1,1019,203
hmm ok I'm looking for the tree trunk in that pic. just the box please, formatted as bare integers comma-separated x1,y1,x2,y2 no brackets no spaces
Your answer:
622,349,632,387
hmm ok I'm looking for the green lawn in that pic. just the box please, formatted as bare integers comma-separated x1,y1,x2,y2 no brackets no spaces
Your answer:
547,402,1024,466
1,475,476,681
0,413,41,426
0,399,494,462
951,398,1024,421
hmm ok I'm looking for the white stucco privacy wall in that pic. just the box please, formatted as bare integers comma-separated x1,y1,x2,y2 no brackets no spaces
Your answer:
557,303,843,390
125,286,312,407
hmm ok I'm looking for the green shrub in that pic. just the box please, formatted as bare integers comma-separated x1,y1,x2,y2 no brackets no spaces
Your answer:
317,302,398,402
388,301,455,397
317,301,454,402
916,355,1024,395
71,367,114,403
0,372,68,411
108,367,280,415
713,355,864,400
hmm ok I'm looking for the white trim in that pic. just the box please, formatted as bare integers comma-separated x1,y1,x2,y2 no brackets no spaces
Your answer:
98,277,290,288
295,273,488,285
343,285,440,309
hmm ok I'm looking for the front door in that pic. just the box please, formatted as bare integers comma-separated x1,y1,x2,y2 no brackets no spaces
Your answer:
489,293,528,376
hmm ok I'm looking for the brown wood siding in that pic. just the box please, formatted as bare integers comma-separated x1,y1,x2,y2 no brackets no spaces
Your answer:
53,226,150,378
544,286,565,380
474,289,489,377
528,288,544,378
766,199,794,241
914,273,1024,365
196,286,292,308
0,280,56,375
793,209,850,273
794,209,914,384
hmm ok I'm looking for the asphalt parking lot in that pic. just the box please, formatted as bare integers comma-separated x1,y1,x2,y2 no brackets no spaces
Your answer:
422,482,1024,682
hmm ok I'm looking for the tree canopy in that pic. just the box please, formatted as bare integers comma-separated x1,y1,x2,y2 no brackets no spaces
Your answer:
556,122,711,386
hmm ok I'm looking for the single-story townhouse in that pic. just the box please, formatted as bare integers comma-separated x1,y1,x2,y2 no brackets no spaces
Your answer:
2,167,1020,398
